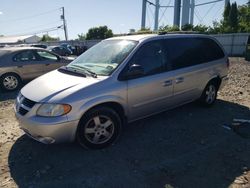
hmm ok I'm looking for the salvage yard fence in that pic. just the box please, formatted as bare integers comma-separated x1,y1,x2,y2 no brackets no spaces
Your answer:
1,33,249,57
212,33,250,57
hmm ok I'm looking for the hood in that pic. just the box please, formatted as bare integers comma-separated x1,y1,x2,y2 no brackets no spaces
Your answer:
21,69,105,102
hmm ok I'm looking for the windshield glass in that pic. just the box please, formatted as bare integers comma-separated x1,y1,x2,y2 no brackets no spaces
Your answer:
67,40,138,76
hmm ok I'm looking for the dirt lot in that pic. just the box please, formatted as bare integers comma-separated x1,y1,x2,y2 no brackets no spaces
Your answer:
0,58,250,188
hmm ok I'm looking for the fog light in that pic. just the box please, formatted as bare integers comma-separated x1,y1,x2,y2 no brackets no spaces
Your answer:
38,137,55,144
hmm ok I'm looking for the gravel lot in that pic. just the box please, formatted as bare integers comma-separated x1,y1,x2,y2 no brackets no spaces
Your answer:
0,58,250,188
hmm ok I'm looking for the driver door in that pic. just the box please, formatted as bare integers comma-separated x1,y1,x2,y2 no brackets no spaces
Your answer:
125,40,175,121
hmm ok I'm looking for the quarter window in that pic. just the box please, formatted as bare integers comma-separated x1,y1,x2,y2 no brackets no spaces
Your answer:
164,37,225,70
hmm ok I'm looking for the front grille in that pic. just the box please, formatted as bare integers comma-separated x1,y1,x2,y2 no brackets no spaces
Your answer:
19,107,28,116
22,98,36,108
16,94,36,116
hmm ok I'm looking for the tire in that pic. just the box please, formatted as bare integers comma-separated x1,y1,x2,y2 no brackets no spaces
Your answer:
199,81,218,107
76,107,122,149
0,73,21,91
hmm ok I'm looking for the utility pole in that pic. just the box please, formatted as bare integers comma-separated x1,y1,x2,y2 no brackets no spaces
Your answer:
173,0,181,27
154,0,160,31
61,7,68,41
141,0,147,29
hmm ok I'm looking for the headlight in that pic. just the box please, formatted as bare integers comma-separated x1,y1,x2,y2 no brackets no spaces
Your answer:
37,104,72,117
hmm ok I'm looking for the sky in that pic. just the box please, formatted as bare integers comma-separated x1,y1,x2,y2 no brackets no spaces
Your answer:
0,0,248,40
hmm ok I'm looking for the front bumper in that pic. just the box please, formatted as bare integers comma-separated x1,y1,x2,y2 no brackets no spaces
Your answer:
219,76,229,90
15,112,79,144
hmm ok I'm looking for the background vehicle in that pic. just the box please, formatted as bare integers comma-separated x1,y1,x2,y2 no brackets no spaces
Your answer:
0,47,72,91
15,34,228,149
47,46,72,56
30,44,47,49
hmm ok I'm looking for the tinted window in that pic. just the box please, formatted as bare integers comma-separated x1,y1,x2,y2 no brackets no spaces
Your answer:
13,50,36,62
36,50,58,61
201,38,225,61
129,40,167,76
164,37,224,70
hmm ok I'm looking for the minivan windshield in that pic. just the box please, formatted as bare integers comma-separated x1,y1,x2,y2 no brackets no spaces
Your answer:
67,40,137,76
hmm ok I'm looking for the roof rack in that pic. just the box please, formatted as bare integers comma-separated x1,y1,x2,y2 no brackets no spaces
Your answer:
158,31,203,35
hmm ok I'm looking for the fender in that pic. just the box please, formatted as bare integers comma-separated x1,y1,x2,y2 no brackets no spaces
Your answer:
77,95,127,119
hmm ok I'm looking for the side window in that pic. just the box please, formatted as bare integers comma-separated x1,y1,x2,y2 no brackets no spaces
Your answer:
13,50,36,62
164,37,225,70
36,50,58,61
130,40,166,76
200,38,225,61
164,38,205,70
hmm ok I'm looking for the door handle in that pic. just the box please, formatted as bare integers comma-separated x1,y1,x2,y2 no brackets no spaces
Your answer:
17,65,23,68
45,64,50,66
163,80,172,87
176,77,184,84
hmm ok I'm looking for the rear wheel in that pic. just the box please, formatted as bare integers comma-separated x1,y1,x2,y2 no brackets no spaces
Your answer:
199,82,218,107
0,73,21,91
76,107,122,149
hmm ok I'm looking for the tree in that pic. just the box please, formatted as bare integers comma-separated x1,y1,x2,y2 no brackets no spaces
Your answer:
238,1,250,32
181,24,193,31
86,26,113,40
136,27,153,34
223,1,231,26
77,33,86,41
229,2,239,32
158,25,180,32
40,34,59,42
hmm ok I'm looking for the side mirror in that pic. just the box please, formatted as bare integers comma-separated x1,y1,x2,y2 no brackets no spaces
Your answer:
56,56,62,61
119,64,144,80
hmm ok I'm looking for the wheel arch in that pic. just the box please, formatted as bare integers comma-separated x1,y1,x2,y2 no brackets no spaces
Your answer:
0,72,23,81
78,97,127,124
207,76,222,90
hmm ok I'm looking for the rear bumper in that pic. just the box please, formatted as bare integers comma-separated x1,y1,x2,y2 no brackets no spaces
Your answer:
15,112,79,144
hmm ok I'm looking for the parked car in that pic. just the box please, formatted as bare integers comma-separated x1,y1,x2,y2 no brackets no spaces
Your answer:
0,47,72,91
60,43,73,53
47,46,72,56
15,34,229,149
31,44,47,49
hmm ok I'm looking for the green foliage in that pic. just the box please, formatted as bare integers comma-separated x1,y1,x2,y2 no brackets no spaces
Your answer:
181,24,194,31
40,34,59,42
77,33,86,41
85,26,113,40
158,25,180,32
136,27,153,34
223,1,231,26
229,2,239,32
238,2,250,32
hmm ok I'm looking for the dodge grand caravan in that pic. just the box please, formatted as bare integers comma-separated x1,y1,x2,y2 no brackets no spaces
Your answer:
15,34,229,149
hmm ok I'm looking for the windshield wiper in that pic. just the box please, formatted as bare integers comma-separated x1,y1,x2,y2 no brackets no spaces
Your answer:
69,64,97,78
58,66,86,77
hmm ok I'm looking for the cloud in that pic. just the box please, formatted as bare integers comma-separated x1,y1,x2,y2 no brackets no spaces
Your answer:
0,11,3,15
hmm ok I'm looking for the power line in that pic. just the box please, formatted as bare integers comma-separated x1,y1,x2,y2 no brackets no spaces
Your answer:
199,2,217,24
159,0,172,23
0,8,60,23
7,20,61,35
7,25,63,37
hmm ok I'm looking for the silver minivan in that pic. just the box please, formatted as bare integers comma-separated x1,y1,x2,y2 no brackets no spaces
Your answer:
15,34,229,149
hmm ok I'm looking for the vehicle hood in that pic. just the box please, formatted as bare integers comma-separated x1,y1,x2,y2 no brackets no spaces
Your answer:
21,69,106,102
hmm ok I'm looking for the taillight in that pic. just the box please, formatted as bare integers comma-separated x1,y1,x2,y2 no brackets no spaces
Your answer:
226,58,230,68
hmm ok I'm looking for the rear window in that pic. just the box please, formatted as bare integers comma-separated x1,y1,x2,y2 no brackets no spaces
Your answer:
164,37,225,70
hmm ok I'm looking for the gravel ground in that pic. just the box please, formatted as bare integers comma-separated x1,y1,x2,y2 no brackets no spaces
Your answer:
0,58,250,188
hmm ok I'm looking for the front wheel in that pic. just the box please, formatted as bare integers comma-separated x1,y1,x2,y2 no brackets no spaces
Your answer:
76,107,122,149
0,73,21,91
199,82,218,107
